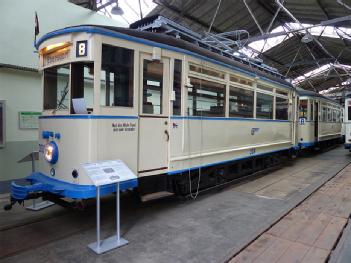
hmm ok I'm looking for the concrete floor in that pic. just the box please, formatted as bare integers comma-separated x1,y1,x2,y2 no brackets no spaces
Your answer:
0,146,350,263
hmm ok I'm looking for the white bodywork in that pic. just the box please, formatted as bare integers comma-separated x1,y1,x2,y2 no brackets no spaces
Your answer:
37,29,298,187
298,95,342,147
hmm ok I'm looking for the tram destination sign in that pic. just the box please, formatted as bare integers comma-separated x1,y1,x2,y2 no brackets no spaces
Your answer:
82,160,136,186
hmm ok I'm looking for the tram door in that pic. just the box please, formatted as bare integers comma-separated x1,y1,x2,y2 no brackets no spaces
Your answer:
138,54,170,174
314,101,319,140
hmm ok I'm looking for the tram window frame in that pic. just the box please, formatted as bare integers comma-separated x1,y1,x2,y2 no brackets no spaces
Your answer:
309,101,314,121
189,64,225,80
257,84,273,92
229,86,254,118
142,60,164,115
327,108,332,122
187,77,226,117
276,96,289,120
299,100,307,119
0,101,5,148
70,62,94,114
321,106,327,122
100,44,134,108
256,92,274,119
43,64,70,111
229,75,253,87
172,59,182,115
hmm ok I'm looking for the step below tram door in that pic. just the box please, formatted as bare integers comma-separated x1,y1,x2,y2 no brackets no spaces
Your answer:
138,53,170,176
314,101,319,141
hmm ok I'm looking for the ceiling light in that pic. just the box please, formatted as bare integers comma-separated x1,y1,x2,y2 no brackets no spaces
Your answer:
111,3,124,15
301,33,313,43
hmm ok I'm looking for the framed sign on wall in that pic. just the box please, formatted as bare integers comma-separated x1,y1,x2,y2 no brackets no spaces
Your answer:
0,101,5,147
19,111,41,129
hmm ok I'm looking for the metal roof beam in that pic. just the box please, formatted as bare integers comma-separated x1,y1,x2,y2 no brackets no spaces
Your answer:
246,15,351,44
285,58,334,67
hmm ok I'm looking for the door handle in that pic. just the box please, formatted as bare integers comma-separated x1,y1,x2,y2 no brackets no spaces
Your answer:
164,130,169,142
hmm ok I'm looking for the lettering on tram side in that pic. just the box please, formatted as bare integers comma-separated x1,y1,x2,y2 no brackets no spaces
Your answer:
44,50,69,66
251,127,260,135
112,122,136,132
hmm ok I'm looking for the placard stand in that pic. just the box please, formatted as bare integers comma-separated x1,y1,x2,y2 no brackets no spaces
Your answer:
88,183,128,254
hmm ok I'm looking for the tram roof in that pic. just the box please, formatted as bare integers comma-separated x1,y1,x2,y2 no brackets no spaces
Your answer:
37,25,295,90
296,88,340,105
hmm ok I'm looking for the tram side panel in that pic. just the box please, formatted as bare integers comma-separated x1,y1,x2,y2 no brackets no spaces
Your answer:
169,119,293,173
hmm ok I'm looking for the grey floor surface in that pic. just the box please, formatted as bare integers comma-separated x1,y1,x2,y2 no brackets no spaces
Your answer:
0,146,350,263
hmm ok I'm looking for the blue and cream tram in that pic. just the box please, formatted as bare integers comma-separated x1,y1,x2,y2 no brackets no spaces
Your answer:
297,88,343,150
8,23,301,207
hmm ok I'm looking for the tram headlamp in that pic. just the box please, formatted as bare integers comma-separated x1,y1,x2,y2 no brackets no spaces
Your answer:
44,141,59,164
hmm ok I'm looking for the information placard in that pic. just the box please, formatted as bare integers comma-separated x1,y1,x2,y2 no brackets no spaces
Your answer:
82,160,136,186
19,111,41,129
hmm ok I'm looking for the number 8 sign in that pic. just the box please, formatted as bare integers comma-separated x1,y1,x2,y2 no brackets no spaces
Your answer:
76,40,88,57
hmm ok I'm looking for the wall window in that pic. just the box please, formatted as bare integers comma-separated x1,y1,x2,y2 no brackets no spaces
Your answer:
173,59,182,115
256,93,273,119
100,44,134,107
229,86,254,118
188,77,225,117
143,60,163,114
276,97,289,120
70,63,94,113
0,101,4,147
299,100,307,118
43,64,70,110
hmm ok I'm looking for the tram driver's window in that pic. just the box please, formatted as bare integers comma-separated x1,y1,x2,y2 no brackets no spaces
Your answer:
70,62,94,113
43,64,70,110
101,45,134,107
143,60,163,114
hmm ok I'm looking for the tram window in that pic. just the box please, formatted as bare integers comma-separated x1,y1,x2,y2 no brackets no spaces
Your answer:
143,60,163,114
256,93,273,119
276,97,289,120
187,77,225,117
0,101,4,147
309,101,313,121
322,107,327,121
276,89,288,96
70,63,94,113
257,84,273,92
189,64,225,79
173,59,182,115
229,86,253,118
348,107,351,121
299,100,307,118
100,45,134,107
43,64,70,110
327,108,332,122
